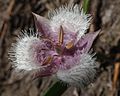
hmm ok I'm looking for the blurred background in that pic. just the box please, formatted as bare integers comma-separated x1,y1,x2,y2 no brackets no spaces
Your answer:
0,0,120,96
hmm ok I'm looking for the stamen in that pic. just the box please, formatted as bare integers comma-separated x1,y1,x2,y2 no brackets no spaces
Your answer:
58,26,64,46
42,56,53,65
65,40,74,49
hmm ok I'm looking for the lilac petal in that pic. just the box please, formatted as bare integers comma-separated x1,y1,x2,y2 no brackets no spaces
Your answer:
34,66,54,78
33,63,58,79
32,12,52,37
77,30,100,53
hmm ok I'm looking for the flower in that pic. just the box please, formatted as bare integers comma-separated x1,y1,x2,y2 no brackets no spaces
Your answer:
9,4,99,87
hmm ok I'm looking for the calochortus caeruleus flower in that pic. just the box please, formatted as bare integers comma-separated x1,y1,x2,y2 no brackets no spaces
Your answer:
9,5,99,87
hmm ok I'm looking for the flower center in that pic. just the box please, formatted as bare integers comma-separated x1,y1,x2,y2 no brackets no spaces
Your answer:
40,26,75,66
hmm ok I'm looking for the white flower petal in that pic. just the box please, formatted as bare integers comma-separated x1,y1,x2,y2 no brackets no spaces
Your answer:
9,32,42,71
49,4,91,40
56,53,99,87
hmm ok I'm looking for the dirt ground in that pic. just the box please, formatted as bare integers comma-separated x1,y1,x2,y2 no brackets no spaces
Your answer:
0,0,120,96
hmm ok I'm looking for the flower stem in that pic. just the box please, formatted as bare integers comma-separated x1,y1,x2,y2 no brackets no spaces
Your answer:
43,81,68,96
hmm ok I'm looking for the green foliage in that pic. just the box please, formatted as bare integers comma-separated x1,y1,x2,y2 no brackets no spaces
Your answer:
43,81,68,96
83,0,90,14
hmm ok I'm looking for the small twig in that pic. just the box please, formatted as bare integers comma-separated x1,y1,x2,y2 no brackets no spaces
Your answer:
111,62,120,96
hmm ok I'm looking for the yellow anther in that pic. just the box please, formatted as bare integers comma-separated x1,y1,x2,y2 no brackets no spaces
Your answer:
65,41,74,49
58,26,64,46
42,56,52,65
